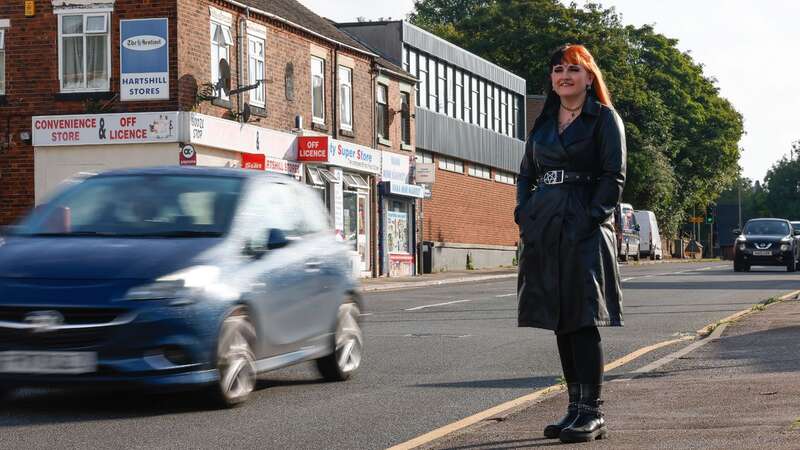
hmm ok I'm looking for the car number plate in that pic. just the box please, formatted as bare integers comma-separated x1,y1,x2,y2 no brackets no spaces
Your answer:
0,351,97,374
753,250,773,256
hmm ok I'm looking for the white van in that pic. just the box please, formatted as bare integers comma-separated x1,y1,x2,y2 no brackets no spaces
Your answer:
634,210,663,260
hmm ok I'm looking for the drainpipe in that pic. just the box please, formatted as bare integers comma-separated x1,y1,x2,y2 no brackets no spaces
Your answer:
332,44,340,139
237,13,247,122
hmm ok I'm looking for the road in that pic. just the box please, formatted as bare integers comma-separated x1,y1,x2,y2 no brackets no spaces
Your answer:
2,262,798,449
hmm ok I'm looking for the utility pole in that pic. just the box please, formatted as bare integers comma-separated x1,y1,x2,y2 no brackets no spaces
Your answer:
737,181,742,229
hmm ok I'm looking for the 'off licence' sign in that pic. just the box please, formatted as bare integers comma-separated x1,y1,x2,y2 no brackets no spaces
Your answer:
120,18,169,101
297,136,329,162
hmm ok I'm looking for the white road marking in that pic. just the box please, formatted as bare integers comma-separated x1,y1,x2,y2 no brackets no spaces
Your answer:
405,299,472,311
495,293,516,298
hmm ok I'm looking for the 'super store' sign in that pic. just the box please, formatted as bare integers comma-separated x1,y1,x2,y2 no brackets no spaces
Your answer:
120,18,169,101
298,136,381,174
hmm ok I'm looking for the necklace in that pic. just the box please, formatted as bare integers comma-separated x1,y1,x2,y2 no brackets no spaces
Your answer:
558,100,584,134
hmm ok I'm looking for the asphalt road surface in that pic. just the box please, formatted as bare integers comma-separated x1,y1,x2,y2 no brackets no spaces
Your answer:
2,261,798,449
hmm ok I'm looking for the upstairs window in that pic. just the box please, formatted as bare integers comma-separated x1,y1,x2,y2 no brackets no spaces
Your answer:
247,35,265,108
210,21,233,100
376,83,389,140
468,163,491,180
401,92,411,145
438,156,463,173
59,14,110,92
415,150,433,164
339,66,353,131
311,56,325,124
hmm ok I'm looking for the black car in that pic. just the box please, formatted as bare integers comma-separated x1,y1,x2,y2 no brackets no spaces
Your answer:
733,218,800,272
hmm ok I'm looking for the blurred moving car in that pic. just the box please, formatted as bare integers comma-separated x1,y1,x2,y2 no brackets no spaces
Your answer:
634,210,662,260
792,221,800,245
0,167,363,407
733,218,800,272
614,203,640,262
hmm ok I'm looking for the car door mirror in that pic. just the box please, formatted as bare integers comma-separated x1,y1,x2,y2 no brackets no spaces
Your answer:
266,228,290,250
733,228,741,235
794,229,800,236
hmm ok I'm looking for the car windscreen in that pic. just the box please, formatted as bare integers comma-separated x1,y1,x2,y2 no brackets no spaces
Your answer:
793,223,800,232
14,175,243,237
743,221,790,236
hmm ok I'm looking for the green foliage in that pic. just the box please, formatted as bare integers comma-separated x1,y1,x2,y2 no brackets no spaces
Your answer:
410,0,745,238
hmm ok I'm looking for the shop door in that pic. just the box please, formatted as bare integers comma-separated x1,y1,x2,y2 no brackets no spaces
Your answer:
343,190,370,273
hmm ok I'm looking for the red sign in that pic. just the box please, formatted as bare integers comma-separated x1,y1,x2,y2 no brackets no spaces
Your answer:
179,145,197,166
297,136,329,162
241,153,266,170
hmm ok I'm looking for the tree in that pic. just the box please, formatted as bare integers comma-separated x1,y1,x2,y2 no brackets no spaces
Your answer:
410,0,744,238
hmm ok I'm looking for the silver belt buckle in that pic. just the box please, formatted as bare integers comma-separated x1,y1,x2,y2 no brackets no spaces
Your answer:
542,170,565,185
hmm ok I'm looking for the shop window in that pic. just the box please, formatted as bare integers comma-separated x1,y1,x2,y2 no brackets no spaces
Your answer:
415,150,433,164
468,164,491,180
339,66,353,131
210,21,233,100
306,166,325,186
376,83,389,141
401,92,411,146
495,171,516,185
439,156,463,173
247,35,265,108
0,28,5,95
343,173,369,190
59,13,110,92
311,56,325,124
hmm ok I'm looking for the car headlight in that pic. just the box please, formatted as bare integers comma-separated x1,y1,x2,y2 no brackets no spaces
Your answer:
738,243,746,251
124,265,222,303
780,244,791,252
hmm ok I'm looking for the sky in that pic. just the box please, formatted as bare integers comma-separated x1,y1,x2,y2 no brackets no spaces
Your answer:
297,0,800,182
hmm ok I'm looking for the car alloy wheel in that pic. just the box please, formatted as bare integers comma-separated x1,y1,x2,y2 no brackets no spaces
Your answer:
317,302,363,381
214,310,257,407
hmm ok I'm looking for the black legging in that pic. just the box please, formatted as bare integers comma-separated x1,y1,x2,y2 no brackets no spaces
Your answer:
556,326,604,385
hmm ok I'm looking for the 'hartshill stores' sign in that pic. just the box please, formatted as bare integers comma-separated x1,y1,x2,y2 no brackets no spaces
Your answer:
120,18,169,101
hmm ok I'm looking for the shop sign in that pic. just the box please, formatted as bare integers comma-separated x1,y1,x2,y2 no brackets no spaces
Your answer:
389,253,414,277
297,136,329,162
264,157,302,177
179,145,197,166
187,113,296,160
386,181,425,199
33,112,178,146
241,153,265,170
328,138,381,174
120,18,169,101
381,151,410,183
415,163,436,184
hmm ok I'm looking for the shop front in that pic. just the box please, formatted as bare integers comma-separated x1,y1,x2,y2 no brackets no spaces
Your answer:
298,136,381,278
379,151,424,277
31,112,300,203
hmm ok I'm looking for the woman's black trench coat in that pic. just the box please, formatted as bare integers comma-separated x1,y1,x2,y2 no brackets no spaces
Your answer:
515,96,626,334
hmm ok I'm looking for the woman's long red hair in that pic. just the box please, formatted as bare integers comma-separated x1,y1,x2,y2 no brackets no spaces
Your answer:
556,45,612,107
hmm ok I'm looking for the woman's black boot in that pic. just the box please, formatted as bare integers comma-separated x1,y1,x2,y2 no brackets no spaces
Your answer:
543,383,580,438
559,384,607,443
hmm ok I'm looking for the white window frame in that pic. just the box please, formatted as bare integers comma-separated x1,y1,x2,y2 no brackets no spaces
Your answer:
499,88,508,136
428,57,437,111
506,92,514,137
0,28,5,95
438,156,463,173
495,171,516,185
454,69,463,121
400,91,412,145
338,65,353,131
311,56,325,124
210,20,234,101
437,60,446,113
470,75,479,125
468,163,491,180
376,82,389,140
513,95,521,139
446,65,455,118
57,12,111,93
417,53,427,109
415,150,433,164
478,80,487,128
247,35,266,108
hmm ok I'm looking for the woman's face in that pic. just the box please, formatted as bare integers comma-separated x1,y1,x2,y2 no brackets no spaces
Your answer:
551,63,595,99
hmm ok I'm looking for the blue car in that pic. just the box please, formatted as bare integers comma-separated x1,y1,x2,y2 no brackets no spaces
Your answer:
0,167,363,407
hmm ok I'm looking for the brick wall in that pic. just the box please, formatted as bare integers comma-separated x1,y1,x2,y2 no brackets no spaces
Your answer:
422,160,517,247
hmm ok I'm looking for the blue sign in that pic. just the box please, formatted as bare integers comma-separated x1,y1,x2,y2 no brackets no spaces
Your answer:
120,18,169,101
384,181,425,198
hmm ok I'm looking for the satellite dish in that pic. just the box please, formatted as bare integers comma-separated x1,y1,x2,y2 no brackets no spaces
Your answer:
242,103,252,123
218,59,231,96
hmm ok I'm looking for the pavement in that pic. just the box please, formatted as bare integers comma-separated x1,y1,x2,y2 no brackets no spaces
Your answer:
419,292,800,450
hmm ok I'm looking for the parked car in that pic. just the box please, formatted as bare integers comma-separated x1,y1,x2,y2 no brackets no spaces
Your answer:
0,167,363,407
792,221,800,245
634,210,663,260
614,203,640,262
733,218,800,272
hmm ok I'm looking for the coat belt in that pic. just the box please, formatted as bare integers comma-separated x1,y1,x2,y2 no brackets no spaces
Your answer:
537,170,598,185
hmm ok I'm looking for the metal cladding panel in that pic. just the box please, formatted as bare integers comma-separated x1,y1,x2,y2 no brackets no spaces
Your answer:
402,22,526,94
338,22,404,65
416,108,525,173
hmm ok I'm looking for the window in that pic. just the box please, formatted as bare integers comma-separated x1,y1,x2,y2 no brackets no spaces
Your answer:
417,53,427,109
437,61,446,113
513,95,521,139
470,75,479,125
376,83,389,140
478,81,487,128
210,21,233,100
415,150,433,164
455,70,463,121
493,86,501,132
311,56,325,124
438,156,463,173
0,29,5,95
464,74,472,124
507,92,515,137
499,89,507,135
59,13,110,91
468,164,491,180
339,66,353,131
495,171,516,185
428,57,437,111
401,92,411,145
446,65,455,117
402,46,409,72
247,36,265,108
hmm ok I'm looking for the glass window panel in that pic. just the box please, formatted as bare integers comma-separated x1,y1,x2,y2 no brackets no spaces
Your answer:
86,35,108,89
401,92,411,145
0,49,5,94
446,65,454,117
62,15,83,34
86,15,106,33
312,57,325,121
428,57,436,111
62,36,84,89
437,61,446,112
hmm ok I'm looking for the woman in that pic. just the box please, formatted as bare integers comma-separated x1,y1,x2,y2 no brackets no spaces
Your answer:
515,44,626,443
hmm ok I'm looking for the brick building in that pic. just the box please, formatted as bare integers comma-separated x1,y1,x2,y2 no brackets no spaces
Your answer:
339,20,527,271
0,0,420,277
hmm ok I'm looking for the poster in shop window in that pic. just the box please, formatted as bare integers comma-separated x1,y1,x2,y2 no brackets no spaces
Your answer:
120,18,169,101
387,211,409,254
